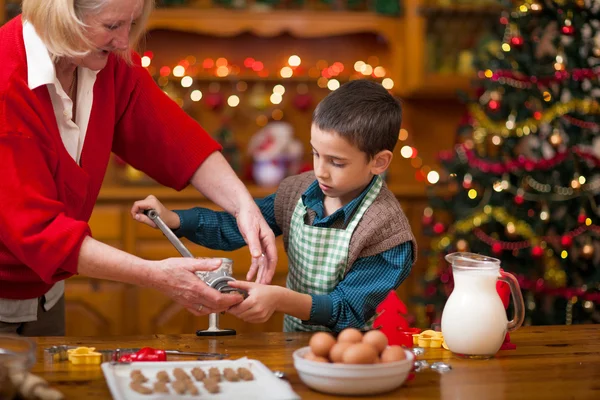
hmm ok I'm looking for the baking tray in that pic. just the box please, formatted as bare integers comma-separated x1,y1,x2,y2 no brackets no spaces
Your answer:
101,358,299,400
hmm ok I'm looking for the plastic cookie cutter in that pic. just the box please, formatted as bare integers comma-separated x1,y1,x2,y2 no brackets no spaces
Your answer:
412,330,447,349
142,209,247,337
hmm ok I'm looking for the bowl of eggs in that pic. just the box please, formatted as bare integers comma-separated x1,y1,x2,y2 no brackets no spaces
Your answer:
293,328,414,396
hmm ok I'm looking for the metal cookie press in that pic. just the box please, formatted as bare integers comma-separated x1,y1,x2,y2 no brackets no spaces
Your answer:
143,209,248,336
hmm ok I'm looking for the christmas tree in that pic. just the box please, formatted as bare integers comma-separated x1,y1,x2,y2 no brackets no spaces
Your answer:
420,0,600,326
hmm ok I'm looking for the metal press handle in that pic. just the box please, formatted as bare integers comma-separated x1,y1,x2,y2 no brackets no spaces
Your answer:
143,209,194,258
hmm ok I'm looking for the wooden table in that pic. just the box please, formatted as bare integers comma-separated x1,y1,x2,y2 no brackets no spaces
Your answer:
29,325,600,399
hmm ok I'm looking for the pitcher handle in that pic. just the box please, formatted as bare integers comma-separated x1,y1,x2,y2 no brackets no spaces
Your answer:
499,271,525,332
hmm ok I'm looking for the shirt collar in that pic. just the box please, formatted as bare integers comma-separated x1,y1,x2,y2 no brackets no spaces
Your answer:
22,21,57,90
301,175,378,225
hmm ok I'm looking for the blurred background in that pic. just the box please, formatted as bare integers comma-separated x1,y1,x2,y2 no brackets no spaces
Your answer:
1,0,598,336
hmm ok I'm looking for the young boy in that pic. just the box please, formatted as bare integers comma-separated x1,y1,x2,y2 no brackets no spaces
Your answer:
132,80,416,332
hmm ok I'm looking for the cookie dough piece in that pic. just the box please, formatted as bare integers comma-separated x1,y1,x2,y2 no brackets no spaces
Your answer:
129,382,152,395
153,381,169,394
156,370,170,382
172,380,188,395
185,380,200,396
173,368,191,381
208,367,221,382
237,367,254,381
130,370,148,383
223,368,239,382
191,367,206,381
203,379,220,394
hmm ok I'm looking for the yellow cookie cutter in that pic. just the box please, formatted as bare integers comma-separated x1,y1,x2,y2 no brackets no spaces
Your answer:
413,330,445,349
67,347,102,365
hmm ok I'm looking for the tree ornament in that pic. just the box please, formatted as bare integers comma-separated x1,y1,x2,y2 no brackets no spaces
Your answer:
514,191,525,205
492,243,503,255
433,222,446,235
422,215,434,226
456,239,469,252
549,130,563,147
531,246,544,258
561,25,575,36
561,235,573,248
506,222,518,238
581,243,594,259
578,210,587,224
510,36,524,47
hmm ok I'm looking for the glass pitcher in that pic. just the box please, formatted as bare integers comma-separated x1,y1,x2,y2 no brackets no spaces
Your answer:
441,252,524,358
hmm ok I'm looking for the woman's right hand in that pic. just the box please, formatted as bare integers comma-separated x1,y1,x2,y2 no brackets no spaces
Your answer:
131,195,180,230
148,257,244,316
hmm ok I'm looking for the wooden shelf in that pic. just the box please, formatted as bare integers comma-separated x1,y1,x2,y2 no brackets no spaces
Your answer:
410,73,477,98
147,8,401,43
419,3,505,17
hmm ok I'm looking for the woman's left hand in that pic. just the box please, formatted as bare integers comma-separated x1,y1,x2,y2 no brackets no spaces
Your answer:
236,203,278,284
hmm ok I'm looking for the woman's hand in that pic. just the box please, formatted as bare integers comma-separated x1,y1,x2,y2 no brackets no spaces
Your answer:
226,280,283,323
235,203,278,284
149,257,244,316
131,195,180,230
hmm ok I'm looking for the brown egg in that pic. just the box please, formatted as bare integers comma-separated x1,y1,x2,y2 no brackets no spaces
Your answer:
329,342,352,363
341,343,378,364
312,355,330,363
304,351,317,361
380,345,407,363
362,330,388,354
309,332,336,358
337,328,363,344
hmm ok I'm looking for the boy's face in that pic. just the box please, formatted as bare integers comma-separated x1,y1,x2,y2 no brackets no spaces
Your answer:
310,124,379,206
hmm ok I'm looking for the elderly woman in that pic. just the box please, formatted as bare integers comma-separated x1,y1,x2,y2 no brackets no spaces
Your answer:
0,0,277,336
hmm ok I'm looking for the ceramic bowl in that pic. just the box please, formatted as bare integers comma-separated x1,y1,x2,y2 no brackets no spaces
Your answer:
292,346,414,396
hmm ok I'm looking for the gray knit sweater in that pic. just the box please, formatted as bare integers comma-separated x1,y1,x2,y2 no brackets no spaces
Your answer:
274,172,417,274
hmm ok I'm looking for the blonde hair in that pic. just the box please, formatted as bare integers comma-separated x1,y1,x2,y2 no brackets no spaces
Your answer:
22,0,154,63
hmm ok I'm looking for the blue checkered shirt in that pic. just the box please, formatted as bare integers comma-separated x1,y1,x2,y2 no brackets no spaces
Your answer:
174,178,412,332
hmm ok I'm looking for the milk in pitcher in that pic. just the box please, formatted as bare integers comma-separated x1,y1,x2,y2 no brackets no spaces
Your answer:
441,268,507,356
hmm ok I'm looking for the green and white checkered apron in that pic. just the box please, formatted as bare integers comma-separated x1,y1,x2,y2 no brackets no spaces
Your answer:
283,175,383,332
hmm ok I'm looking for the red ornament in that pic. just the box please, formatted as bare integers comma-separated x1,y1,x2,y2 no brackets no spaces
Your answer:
204,93,224,110
492,243,503,255
373,291,413,347
488,100,500,111
560,235,573,248
433,222,446,235
578,212,587,224
531,246,544,258
422,215,433,226
561,25,575,35
510,36,524,46
293,93,313,112
514,194,525,205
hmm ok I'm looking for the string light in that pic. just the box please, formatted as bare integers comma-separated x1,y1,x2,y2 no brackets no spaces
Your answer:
288,55,301,67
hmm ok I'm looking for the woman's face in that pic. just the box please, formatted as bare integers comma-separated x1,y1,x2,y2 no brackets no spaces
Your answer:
80,0,144,70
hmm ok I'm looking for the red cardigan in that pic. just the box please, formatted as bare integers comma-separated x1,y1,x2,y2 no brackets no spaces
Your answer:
0,17,221,299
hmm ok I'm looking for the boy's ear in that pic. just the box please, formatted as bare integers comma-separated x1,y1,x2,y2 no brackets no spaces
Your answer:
370,150,393,175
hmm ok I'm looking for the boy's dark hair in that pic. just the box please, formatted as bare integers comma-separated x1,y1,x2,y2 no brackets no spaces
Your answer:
312,79,402,159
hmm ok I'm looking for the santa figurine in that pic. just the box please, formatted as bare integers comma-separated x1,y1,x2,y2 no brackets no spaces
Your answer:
247,121,304,187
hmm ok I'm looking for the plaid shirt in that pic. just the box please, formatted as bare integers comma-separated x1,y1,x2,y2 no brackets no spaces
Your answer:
175,178,413,331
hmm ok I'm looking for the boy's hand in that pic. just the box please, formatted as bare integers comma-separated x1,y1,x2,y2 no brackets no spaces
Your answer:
131,195,180,230
226,281,283,323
